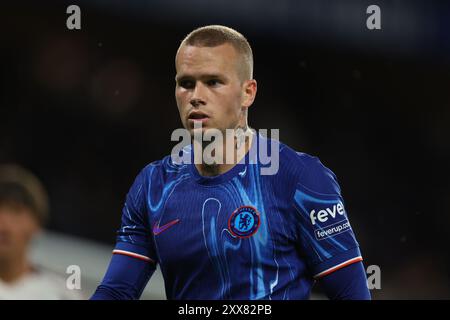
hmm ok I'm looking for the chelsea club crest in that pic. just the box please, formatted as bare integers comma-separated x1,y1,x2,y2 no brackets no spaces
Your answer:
228,206,261,238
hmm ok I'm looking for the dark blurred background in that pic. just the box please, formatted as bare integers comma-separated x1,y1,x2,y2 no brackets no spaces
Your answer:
1,0,449,299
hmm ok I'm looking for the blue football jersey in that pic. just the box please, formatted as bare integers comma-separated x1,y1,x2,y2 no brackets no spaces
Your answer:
112,133,363,299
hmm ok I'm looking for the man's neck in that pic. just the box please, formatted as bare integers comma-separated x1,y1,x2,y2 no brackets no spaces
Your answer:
195,128,254,177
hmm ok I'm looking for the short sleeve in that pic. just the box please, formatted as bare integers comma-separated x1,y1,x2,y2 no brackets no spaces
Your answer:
114,168,158,265
292,156,362,279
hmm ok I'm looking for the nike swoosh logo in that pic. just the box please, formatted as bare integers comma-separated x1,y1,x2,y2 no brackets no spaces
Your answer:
153,219,180,235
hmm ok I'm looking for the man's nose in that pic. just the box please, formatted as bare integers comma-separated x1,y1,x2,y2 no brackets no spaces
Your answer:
190,82,206,107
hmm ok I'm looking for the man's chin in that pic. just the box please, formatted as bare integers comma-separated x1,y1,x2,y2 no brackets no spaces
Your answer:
189,125,213,135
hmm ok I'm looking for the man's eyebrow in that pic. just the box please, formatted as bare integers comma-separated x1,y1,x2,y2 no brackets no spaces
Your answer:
175,75,191,82
175,74,225,82
200,74,226,80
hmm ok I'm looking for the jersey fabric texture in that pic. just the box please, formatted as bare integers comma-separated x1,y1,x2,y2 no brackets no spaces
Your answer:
92,134,368,300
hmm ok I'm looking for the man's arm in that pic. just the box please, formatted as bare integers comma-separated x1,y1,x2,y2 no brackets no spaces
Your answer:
91,253,155,300
291,153,370,300
91,166,158,300
319,261,371,300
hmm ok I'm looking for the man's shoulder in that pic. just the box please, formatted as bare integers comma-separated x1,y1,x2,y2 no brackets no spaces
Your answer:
277,141,340,195
277,141,322,176
138,147,191,184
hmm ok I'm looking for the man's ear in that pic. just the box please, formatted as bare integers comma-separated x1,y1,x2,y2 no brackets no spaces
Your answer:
242,79,257,109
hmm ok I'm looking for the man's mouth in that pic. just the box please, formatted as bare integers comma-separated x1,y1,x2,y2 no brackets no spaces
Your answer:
188,111,210,122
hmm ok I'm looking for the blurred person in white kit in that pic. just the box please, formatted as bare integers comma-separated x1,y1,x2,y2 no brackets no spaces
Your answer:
0,164,82,299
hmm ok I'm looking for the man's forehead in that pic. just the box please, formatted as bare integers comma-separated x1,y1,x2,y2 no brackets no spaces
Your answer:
176,43,238,71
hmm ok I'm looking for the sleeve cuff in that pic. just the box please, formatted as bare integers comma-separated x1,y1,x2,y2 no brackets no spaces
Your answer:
113,242,156,264
312,246,363,279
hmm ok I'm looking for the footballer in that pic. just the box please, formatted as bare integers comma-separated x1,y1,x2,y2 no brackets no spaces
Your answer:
92,25,371,300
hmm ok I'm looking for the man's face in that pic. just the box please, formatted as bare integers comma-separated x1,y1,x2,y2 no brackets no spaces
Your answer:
175,43,249,135
0,204,39,261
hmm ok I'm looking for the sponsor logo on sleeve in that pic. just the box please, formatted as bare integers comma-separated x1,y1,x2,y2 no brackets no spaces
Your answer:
309,201,352,240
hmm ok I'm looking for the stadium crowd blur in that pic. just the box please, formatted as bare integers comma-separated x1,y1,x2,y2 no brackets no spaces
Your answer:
1,0,449,299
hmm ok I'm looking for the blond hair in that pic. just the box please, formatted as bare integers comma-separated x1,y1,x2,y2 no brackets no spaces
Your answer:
178,25,254,81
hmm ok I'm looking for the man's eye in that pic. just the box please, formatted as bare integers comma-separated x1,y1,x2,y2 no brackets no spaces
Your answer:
207,79,220,86
179,80,194,89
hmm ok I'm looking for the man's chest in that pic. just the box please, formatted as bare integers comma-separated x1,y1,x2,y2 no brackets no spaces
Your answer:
148,180,296,268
